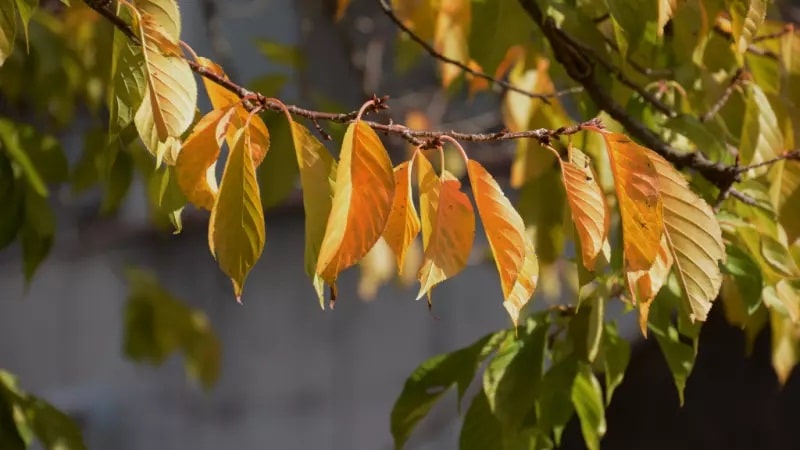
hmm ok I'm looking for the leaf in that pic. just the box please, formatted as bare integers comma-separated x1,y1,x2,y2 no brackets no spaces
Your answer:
357,237,396,300
12,0,36,46
21,187,54,284
133,10,197,166
760,234,800,278
0,2,15,67
769,310,799,384
535,356,578,445
658,0,678,38
316,121,395,289
383,161,421,271
196,57,270,167
468,159,538,325
416,171,475,299
648,151,725,322
136,0,182,40
763,279,800,324
417,154,439,249
390,330,507,449
571,363,606,450
739,84,783,172
602,322,630,406
559,147,611,271
0,153,25,250
288,120,336,307
124,268,221,389
108,3,147,141
147,165,186,233
729,0,767,57
627,236,673,336
176,106,236,210
434,0,470,87
208,127,266,301
721,245,764,326
258,115,297,209
596,130,664,271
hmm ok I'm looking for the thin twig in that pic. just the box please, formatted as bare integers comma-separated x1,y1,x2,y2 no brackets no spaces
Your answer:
712,24,780,60
753,26,794,42
700,69,747,122
736,149,800,174
375,0,581,102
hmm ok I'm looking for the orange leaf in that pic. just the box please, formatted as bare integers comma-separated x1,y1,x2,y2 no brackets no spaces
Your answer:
596,130,664,271
383,161,421,272
208,126,265,301
559,147,611,271
176,107,236,210
195,57,269,166
626,236,673,337
468,159,537,325
417,171,475,299
316,120,395,288
417,154,440,249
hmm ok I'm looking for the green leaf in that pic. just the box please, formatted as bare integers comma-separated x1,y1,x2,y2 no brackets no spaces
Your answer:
587,298,604,363
739,84,783,171
0,1,16,67
483,315,549,434
101,149,134,215
602,321,630,406
534,356,578,445
727,0,766,58
13,0,37,46
258,115,298,210
459,391,503,450
390,330,507,449
760,234,800,278
721,244,764,324
21,186,54,284
606,0,657,57
571,363,606,450
124,268,221,389
108,3,147,142
0,119,48,196
0,370,87,450
468,0,533,73
0,153,25,250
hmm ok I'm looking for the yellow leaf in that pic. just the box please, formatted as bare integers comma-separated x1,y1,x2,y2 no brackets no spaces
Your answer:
648,151,725,322
392,0,437,42
133,11,197,166
468,159,537,325
176,106,236,210
559,147,611,272
0,3,16,67
502,57,551,133
289,120,337,308
195,57,270,166
416,154,440,249
316,120,395,288
597,131,664,271
434,0,470,87
208,127,266,301
135,0,182,41
657,0,677,38
383,161,421,272
626,236,673,337
417,171,475,299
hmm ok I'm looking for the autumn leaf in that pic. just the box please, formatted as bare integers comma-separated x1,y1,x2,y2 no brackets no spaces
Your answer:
417,154,440,250
289,120,337,307
648,151,725,322
434,0,470,87
559,147,610,272
195,57,270,166
627,236,673,336
133,10,197,166
316,120,395,290
595,130,664,271
208,127,266,301
383,161,421,272
0,4,15,67
468,159,537,325
176,106,236,210
417,171,475,300
136,0,182,41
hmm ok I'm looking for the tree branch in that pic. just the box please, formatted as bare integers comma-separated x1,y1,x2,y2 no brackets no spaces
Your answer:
736,149,800,174
699,68,747,122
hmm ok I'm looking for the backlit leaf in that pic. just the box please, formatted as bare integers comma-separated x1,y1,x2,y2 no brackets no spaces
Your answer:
658,0,678,38
316,120,394,289
740,84,783,173
176,107,235,210
595,130,664,271
729,0,766,57
571,363,606,450
559,147,610,272
417,171,475,299
108,3,146,142
135,0,181,41
0,2,15,68
602,322,630,405
417,154,439,249
434,0,470,87
770,310,800,384
196,57,270,167
383,161,421,272
133,10,197,165
648,151,725,322
627,236,673,336
208,127,265,301
468,159,537,325
289,120,336,307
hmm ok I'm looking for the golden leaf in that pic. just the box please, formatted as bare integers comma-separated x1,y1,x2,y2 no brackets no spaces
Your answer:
208,127,266,301
289,120,337,307
176,106,236,210
316,121,395,288
133,11,197,166
434,0,470,87
195,57,270,166
417,171,475,299
648,151,725,322
135,0,182,41
383,161,421,272
626,236,673,337
559,147,611,271
468,159,537,325
597,131,664,271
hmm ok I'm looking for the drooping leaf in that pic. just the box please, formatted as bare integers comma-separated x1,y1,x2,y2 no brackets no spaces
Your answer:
535,356,578,446
571,363,606,450
208,127,266,301
108,3,146,142
316,120,394,291
176,106,236,210
0,153,24,250
468,159,538,325
459,391,504,450
627,236,673,336
434,0,470,87
769,309,800,384
133,10,197,165
559,147,610,272
383,160,421,272
21,186,54,284
195,57,270,166
648,151,725,322
288,120,336,307
595,130,664,271
417,154,439,249
721,244,764,326
391,330,507,449
0,2,16,67
602,322,630,406
135,0,182,40
739,84,783,172
417,171,475,299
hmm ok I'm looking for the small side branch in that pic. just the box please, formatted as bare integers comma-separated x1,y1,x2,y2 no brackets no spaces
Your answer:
736,149,800,174
700,69,747,122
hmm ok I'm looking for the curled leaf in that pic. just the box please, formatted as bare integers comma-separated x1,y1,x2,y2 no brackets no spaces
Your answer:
627,236,673,336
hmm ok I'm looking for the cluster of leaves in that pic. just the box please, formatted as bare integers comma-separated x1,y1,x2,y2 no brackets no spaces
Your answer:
2,0,800,449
